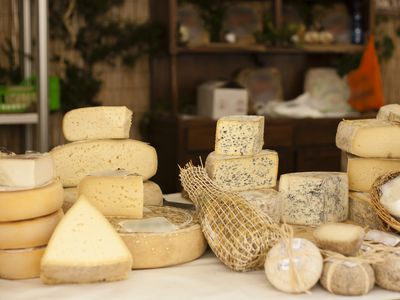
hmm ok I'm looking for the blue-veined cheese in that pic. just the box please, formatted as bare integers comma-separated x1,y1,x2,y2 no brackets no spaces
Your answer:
239,189,281,223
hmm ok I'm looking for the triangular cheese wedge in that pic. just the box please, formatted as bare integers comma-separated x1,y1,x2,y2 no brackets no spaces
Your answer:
40,196,132,284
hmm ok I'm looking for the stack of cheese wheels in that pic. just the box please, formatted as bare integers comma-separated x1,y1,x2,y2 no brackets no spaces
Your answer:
205,115,281,222
336,104,400,228
51,106,163,213
0,152,63,279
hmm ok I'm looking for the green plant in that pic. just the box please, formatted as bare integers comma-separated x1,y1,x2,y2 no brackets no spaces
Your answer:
49,0,163,111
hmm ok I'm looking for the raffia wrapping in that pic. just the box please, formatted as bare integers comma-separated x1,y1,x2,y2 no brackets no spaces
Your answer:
179,163,281,272
370,171,400,232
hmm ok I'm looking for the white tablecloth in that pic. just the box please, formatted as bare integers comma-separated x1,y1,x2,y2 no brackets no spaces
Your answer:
1,251,399,300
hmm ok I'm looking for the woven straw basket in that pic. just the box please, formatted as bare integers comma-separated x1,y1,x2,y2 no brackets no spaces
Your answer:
370,171,400,232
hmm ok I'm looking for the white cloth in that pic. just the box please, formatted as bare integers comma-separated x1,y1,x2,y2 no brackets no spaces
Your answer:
1,251,399,300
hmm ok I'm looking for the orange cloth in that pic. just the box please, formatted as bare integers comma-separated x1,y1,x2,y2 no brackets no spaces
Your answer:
347,36,384,112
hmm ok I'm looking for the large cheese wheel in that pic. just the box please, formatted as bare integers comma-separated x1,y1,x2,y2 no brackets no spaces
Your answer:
0,180,63,222
51,139,158,187
0,246,45,279
0,210,63,249
108,206,207,269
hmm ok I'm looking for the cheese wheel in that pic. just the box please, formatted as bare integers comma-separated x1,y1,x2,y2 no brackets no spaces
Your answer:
0,246,45,279
108,206,207,269
374,253,400,291
0,179,63,222
0,209,63,249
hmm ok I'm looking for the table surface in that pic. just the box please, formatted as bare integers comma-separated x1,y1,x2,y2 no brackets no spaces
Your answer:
1,251,400,300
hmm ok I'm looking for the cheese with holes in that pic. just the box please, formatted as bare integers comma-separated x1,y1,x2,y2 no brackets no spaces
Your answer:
215,115,264,156
205,150,278,192
143,181,163,206
239,189,281,223
0,209,63,249
78,170,143,218
0,246,45,279
280,172,348,225
347,154,400,192
40,196,132,284
377,104,400,123
62,106,132,141
51,139,157,187
313,223,365,256
336,119,400,158
0,179,63,222
0,153,54,188
349,192,385,230
108,206,207,269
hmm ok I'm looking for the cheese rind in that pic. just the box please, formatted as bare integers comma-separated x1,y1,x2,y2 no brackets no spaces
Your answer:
78,170,143,218
215,115,264,156
0,179,63,222
62,106,132,141
0,210,63,249
143,181,163,206
239,189,281,223
0,246,45,279
374,253,400,291
109,206,207,269
336,119,400,158
205,150,278,192
347,154,400,192
348,192,385,230
40,196,132,284
0,153,54,188
377,104,400,123
51,139,157,187
280,172,348,225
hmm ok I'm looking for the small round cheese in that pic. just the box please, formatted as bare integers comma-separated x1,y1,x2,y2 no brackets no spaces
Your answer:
265,238,323,293
374,253,400,291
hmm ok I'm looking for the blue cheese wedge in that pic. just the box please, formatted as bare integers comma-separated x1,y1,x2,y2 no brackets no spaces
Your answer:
205,150,278,192
215,115,264,156
280,172,348,226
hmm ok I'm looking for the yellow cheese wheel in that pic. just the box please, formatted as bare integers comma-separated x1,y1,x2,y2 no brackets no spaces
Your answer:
0,210,63,249
0,180,63,222
0,246,45,279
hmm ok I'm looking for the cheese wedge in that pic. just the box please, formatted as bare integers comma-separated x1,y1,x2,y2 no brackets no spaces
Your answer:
347,154,400,192
0,179,63,222
62,106,132,141
78,170,143,218
51,139,157,187
0,153,54,188
0,246,45,279
377,104,400,123
0,210,63,249
40,196,132,284
336,119,400,158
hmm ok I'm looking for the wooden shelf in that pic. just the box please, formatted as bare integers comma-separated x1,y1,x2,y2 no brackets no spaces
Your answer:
176,43,364,55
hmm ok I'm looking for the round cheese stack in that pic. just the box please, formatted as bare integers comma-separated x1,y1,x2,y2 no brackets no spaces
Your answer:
0,179,64,222
108,206,207,269
0,210,63,249
0,246,45,279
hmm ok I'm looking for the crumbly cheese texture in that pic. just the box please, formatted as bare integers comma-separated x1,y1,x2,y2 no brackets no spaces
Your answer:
380,175,400,218
239,189,281,223
377,104,400,123
280,172,348,226
348,192,385,230
205,150,278,192
336,119,400,158
374,253,400,291
265,238,323,294
51,139,157,187
215,115,264,156
0,209,63,249
0,153,54,188
78,170,143,218
62,106,132,141
313,223,365,256
347,154,400,192
0,179,63,222
108,206,206,269
0,246,45,279
41,197,132,284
